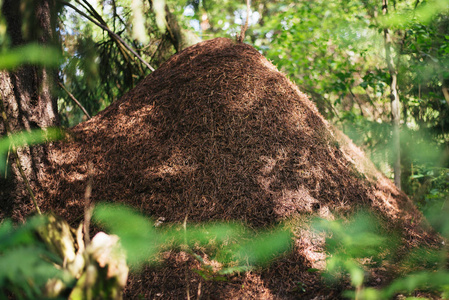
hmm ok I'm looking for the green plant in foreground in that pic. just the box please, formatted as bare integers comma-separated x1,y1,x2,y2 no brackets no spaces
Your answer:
0,44,61,70
0,216,65,299
313,211,397,299
0,204,293,299
374,201,449,299
314,206,449,299
93,204,293,273
0,128,65,175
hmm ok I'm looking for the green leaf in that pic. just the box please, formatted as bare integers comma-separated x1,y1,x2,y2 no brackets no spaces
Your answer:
0,128,65,176
383,271,449,298
0,216,63,299
0,44,62,70
235,228,292,265
348,264,364,287
166,222,245,248
0,216,46,251
93,204,159,268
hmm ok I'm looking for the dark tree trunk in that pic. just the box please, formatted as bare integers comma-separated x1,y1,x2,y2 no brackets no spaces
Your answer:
0,0,60,220
164,5,200,53
148,0,200,54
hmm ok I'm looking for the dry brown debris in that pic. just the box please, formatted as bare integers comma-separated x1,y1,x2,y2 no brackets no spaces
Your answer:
26,37,440,298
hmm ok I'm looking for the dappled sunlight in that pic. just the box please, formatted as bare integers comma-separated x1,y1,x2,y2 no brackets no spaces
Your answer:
272,187,318,217
36,37,441,299
153,148,198,177
296,230,327,270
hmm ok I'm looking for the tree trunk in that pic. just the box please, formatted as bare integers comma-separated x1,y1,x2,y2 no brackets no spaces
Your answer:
0,0,60,220
164,5,200,52
148,0,200,53
383,0,401,190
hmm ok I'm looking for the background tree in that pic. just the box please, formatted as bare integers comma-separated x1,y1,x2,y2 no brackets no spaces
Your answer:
0,0,61,219
57,0,199,126
383,0,402,189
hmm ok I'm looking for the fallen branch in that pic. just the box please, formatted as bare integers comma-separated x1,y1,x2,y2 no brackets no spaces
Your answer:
84,161,94,244
58,82,91,120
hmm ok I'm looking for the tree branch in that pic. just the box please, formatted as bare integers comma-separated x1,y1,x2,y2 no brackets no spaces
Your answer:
237,0,251,42
58,82,91,120
383,0,402,190
61,1,155,72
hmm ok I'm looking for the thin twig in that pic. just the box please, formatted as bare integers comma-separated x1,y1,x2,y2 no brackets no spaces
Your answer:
183,215,191,300
4,145,10,178
58,82,91,119
197,280,202,300
83,161,94,244
77,0,146,76
73,0,93,18
0,96,41,214
63,0,133,66
348,86,365,117
237,0,251,42
61,1,155,72
78,0,105,25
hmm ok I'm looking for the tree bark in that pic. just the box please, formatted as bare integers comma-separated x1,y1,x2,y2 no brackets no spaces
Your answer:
0,0,60,220
383,0,401,190
164,5,200,52
147,0,200,53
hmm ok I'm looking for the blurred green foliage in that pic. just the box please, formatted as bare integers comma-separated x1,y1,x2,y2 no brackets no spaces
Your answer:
0,216,65,299
5,204,449,299
0,204,292,299
0,128,65,176
313,212,397,290
94,204,293,272
0,44,62,70
312,208,449,299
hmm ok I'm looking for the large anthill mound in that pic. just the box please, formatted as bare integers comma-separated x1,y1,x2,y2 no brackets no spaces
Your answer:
33,38,436,298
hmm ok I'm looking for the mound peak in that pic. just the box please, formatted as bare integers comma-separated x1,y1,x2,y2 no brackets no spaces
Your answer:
35,38,436,298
